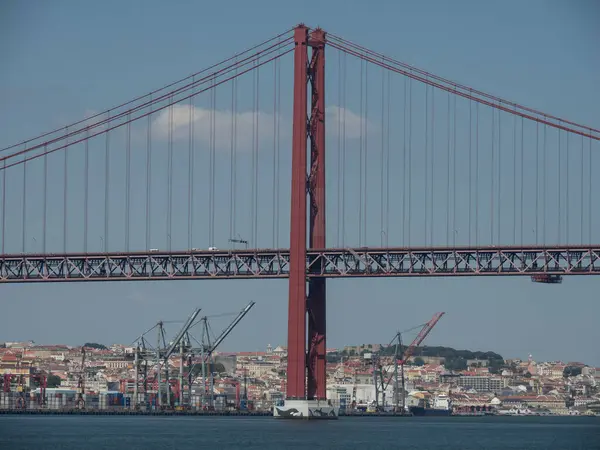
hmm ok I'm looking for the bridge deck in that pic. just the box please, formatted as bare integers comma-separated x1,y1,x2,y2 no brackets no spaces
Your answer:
1,246,599,282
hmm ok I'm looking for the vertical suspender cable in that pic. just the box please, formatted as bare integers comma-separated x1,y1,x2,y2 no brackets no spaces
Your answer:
535,122,539,245
520,117,524,246
252,62,260,247
491,108,495,245
498,108,501,245
580,135,584,244
341,53,347,247
1,157,5,254
42,144,47,253
543,122,547,245
84,129,90,253
566,132,569,243
408,75,413,246
188,88,194,250
336,50,342,247
468,99,472,246
251,62,257,248
276,51,281,248
273,56,279,248
230,63,238,245
211,77,217,247
229,73,235,245
105,116,110,252
22,146,27,253
63,128,68,253
475,103,479,246
386,70,390,247
452,95,457,247
402,76,407,246
250,64,256,248
364,62,369,245
558,124,561,244
446,92,450,245
126,114,131,252
431,88,435,246
209,79,215,247
513,112,517,244
359,58,364,247
214,80,218,246
18,148,27,254
146,97,152,250
424,82,429,246
589,136,592,243
254,62,259,247
380,63,385,246
167,97,174,251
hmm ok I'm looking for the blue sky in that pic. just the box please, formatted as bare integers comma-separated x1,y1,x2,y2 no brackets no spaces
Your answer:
1,0,599,365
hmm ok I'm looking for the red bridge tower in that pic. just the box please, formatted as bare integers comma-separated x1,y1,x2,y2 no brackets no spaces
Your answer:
275,25,335,419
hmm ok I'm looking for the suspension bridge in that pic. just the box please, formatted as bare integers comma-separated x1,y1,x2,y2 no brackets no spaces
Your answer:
1,24,598,414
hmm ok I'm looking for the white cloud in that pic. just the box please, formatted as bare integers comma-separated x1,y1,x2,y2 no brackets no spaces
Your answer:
325,105,379,139
151,104,286,151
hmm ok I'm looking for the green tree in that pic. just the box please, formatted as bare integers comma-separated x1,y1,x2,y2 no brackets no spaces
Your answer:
488,359,504,374
445,358,467,371
47,374,62,388
563,366,582,378
413,357,425,366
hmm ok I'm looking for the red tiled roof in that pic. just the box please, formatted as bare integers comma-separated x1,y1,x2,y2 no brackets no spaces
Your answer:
236,352,266,357
1,352,18,362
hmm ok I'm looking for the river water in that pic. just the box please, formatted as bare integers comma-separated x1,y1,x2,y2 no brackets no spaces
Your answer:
0,415,598,449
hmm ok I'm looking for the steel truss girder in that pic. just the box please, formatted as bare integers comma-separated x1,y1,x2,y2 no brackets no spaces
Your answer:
0,246,599,282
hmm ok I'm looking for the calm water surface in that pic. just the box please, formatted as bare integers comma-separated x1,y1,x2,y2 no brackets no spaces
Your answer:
0,415,598,449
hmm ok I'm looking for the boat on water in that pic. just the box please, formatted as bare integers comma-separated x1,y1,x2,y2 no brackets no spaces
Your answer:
409,394,452,417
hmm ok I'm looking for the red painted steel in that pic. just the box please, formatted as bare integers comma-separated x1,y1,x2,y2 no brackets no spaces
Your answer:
307,28,327,401
286,24,309,400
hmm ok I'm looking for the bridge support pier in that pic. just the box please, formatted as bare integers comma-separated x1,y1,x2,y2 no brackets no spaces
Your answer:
275,25,336,419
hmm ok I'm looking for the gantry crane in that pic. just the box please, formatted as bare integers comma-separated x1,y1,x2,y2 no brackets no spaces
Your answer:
375,312,445,412
76,347,86,409
189,301,255,409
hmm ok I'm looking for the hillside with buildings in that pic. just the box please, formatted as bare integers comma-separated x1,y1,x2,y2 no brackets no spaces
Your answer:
0,340,598,415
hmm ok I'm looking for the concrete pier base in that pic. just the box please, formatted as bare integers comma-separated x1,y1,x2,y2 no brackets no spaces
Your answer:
273,399,338,419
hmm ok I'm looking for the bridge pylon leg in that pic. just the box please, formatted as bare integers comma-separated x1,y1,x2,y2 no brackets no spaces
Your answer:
275,25,336,420
307,28,327,402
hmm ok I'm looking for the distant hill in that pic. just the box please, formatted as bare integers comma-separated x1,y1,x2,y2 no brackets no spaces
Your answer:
335,345,504,372
403,345,503,362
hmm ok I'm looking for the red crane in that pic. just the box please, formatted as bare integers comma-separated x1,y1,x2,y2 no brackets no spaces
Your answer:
374,312,445,412
400,312,445,364
392,312,445,413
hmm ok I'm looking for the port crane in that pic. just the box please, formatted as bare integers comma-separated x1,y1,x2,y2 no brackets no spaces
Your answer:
131,307,202,409
374,312,445,412
75,347,86,409
130,302,254,410
188,301,256,409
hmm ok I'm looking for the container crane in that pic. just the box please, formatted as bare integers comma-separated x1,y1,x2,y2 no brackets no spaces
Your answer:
76,347,86,409
131,307,201,410
161,307,202,407
376,312,445,412
190,301,255,409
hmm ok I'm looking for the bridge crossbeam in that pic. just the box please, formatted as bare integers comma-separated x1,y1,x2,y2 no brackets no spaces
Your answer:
1,246,598,282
